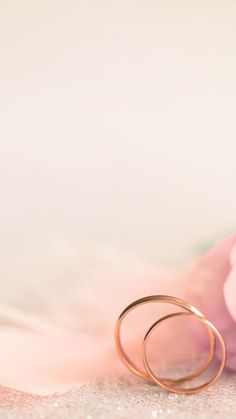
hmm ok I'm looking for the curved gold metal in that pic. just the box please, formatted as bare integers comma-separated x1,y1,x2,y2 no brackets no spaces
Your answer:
143,311,226,394
115,295,216,385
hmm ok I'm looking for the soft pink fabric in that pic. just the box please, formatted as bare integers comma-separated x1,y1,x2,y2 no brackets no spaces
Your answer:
1,237,236,406
0,252,186,398
187,235,236,370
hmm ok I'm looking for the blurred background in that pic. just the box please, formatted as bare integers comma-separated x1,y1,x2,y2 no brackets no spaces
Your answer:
1,0,236,293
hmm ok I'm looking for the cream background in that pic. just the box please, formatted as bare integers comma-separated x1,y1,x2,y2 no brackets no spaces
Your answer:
0,1,236,286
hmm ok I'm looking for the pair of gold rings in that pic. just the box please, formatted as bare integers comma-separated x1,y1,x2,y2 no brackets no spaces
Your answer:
114,295,227,394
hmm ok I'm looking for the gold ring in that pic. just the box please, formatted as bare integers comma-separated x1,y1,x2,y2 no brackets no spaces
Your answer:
143,311,226,394
115,295,217,388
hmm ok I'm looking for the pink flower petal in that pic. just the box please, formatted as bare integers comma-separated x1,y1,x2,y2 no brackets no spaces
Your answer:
187,235,236,369
224,242,236,323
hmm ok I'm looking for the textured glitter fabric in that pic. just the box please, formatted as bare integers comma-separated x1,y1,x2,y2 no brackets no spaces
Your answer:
0,373,236,419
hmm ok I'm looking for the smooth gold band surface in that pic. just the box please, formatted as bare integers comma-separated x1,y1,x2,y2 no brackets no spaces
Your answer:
115,295,226,393
143,311,226,394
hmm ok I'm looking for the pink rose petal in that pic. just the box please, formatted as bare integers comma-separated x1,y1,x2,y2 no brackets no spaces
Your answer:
187,235,236,370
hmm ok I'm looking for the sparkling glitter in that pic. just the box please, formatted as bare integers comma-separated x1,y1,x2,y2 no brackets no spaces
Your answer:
0,375,234,418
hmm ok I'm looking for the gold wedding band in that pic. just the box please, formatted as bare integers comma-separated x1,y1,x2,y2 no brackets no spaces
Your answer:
143,311,226,394
115,295,226,394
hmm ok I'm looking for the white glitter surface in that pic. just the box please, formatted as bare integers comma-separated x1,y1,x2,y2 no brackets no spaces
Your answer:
1,373,236,419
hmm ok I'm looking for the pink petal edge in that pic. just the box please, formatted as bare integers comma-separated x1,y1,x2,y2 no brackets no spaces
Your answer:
224,241,236,323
